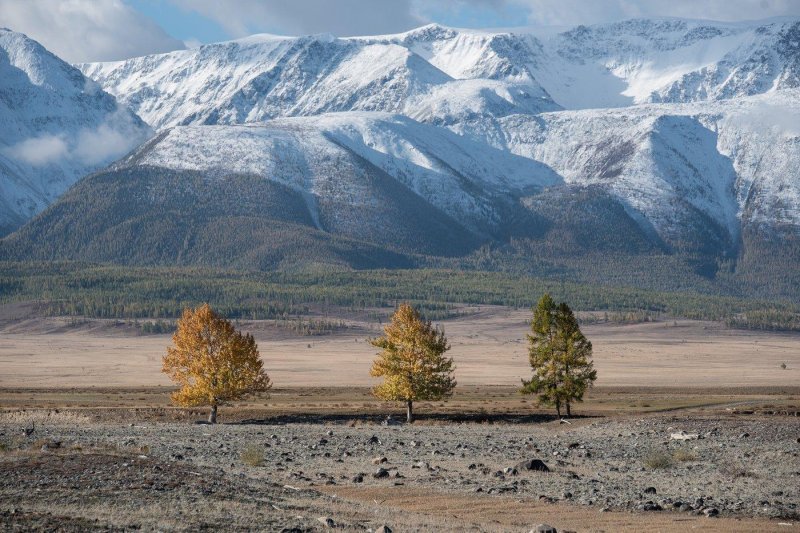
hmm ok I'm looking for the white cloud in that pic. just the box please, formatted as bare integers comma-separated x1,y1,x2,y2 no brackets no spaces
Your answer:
0,0,185,62
165,0,800,42
2,135,68,167
3,110,147,169
170,0,425,37
73,122,135,166
504,0,800,27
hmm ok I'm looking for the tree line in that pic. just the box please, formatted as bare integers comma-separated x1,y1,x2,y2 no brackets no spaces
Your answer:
3,262,798,330
162,296,596,423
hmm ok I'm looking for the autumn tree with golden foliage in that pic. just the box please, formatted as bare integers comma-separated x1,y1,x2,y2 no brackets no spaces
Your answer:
162,304,271,423
370,303,456,423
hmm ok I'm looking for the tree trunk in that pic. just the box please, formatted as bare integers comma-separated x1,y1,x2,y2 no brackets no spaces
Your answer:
406,400,414,423
209,404,218,424
555,400,561,418
566,402,571,418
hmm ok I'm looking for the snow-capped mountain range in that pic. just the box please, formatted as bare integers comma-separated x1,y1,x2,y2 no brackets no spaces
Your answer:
0,28,150,235
3,18,800,294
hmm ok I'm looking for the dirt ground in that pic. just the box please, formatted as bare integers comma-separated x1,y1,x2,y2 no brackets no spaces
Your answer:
1,307,798,388
1,306,799,531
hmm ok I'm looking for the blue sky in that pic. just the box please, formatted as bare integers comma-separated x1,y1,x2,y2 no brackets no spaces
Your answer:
126,0,536,44
1,0,799,62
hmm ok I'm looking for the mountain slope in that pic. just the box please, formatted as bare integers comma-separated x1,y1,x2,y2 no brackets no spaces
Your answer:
2,113,561,266
0,28,151,236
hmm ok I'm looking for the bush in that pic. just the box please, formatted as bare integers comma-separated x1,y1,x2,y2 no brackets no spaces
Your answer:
644,451,674,469
240,445,265,467
673,449,697,462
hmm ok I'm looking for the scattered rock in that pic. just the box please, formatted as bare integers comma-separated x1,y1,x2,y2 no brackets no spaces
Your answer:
530,524,557,533
372,456,388,465
373,468,389,479
670,431,700,441
375,526,393,533
641,502,663,511
644,487,657,495
516,459,550,472
316,516,335,528
703,508,720,518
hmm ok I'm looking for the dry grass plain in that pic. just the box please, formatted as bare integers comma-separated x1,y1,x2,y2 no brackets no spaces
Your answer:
1,306,798,390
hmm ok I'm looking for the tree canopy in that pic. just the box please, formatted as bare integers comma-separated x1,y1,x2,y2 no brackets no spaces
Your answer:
521,294,597,417
162,303,271,423
370,303,456,422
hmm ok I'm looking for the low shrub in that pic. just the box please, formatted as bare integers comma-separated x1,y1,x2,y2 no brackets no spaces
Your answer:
644,451,674,469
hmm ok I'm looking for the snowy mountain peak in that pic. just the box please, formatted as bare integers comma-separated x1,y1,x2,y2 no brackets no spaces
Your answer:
0,28,151,235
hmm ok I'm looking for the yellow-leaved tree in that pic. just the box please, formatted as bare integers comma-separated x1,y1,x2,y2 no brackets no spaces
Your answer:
370,303,456,423
162,304,271,423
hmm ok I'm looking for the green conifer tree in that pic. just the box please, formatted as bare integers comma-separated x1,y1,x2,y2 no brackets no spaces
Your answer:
521,294,597,417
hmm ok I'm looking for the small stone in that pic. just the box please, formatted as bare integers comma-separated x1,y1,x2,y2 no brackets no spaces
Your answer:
352,474,364,483
375,526,393,533
372,456,388,465
703,508,719,518
644,487,657,495
373,467,389,479
530,524,557,533
316,516,335,528
739,432,750,438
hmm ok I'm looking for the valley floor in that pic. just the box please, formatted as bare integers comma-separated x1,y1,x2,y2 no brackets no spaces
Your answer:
1,306,799,531
0,406,798,532
1,307,799,388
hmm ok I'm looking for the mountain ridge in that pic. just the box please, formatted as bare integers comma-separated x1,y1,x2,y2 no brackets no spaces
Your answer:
2,19,800,299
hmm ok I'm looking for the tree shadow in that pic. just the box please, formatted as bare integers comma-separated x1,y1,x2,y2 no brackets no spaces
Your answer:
231,412,596,426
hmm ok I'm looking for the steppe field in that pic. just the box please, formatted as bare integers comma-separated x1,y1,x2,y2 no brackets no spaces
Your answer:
1,305,799,532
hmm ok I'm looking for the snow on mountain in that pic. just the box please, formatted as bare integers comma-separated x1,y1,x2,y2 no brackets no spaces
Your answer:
450,90,800,250
4,17,800,281
118,112,560,235
80,18,800,131
72,18,800,252
0,28,151,235
80,33,557,131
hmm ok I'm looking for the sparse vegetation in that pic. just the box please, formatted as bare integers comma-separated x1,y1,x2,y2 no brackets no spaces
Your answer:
673,449,697,462
644,451,674,469
240,445,265,467
720,462,757,479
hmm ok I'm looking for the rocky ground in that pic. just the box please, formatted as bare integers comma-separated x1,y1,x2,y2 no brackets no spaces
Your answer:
0,409,798,531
